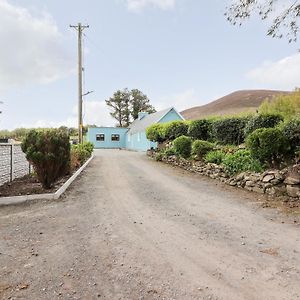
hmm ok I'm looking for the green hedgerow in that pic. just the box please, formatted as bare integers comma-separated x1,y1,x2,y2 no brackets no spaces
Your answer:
244,113,283,137
173,135,192,159
163,121,188,140
187,119,212,140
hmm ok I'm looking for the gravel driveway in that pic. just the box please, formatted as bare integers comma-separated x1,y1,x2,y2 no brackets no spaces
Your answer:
0,149,300,300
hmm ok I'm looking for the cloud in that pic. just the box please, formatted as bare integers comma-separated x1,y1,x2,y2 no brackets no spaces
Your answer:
246,53,300,90
0,0,74,89
125,0,175,12
15,100,116,129
155,88,200,111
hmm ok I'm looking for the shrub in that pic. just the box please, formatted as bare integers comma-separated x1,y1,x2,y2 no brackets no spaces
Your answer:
164,147,176,157
191,140,214,159
173,136,192,159
187,119,212,140
223,150,263,175
204,150,226,165
212,117,249,145
72,142,94,166
22,129,70,189
155,152,163,161
244,114,283,136
163,121,188,140
282,117,300,154
146,123,165,143
246,127,289,168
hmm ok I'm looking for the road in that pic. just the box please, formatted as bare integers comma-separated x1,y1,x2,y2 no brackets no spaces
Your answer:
0,149,300,300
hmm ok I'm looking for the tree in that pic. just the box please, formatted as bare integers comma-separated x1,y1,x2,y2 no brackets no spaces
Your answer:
225,1,300,43
106,88,156,126
105,89,130,127
130,89,156,120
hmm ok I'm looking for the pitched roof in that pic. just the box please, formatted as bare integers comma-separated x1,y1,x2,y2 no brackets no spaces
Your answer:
128,107,182,134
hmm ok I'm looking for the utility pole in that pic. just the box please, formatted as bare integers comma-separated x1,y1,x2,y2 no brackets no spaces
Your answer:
70,23,89,144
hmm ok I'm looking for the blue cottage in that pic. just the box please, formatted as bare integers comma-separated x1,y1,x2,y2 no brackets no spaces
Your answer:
87,107,184,152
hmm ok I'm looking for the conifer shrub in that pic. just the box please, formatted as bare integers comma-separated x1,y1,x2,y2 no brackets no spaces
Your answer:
173,136,192,159
163,121,188,140
187,119,212,140
22,129,71,189
212,117,249,145
191,140,214,160
246,127,289,168
244,113,283,136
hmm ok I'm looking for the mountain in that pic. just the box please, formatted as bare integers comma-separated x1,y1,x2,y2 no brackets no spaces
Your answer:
181,90,290,120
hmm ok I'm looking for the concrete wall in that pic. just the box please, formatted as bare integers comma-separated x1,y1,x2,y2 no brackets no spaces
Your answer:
0,144,30,186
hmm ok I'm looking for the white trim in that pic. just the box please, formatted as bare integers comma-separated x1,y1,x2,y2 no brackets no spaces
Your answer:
0,154,94,207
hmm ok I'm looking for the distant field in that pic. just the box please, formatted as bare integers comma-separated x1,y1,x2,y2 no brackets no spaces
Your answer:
181,90,290,120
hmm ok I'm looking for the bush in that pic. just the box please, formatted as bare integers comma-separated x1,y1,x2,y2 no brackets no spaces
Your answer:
22,129,70,189
244,114,283,136
212,117,249,145
146,123,165,143
204,150,226,165
191,140,214,159
282,117,300,154
246,128,289,168
164,147,176,157
155,152,163,161
71,142,94,166
163,121,188,140
188,119,212,140
173,136,192,159
223,150,263,175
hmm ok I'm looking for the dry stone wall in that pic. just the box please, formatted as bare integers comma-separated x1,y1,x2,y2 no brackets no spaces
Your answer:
0,144,30,186
147,150,300,201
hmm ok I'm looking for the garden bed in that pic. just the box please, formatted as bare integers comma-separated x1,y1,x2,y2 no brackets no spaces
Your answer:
0,173,72,198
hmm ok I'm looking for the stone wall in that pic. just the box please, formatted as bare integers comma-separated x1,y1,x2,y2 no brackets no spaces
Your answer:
147,150,300,201
0,144,30,186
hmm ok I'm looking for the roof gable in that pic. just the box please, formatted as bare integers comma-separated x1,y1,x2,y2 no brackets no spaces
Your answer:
128,107,184,134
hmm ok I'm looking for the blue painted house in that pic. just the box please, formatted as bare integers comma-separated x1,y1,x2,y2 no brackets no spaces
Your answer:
87,107,184,151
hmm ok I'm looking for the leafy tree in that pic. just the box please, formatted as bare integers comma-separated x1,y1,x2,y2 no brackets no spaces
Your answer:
225,1,300,42
130,89,156,120
106,88,156,126
105,89,131,127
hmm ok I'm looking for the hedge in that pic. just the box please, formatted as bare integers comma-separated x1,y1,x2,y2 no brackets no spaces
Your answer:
212,117,249,145
163,121,188,140
282,117,300,154
146,123,165,143
244,113,283,136
188,119,212,140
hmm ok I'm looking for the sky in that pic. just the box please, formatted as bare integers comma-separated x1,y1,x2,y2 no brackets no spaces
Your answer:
0,0,299,129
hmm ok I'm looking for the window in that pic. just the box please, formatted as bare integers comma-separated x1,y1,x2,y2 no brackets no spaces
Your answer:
111,134,120,141
137,132,141,142
96,134,105,141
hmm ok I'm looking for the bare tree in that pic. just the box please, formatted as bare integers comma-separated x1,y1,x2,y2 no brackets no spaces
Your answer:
225,0,300,43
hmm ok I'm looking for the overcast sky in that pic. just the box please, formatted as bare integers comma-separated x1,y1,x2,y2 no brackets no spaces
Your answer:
0,0,299,129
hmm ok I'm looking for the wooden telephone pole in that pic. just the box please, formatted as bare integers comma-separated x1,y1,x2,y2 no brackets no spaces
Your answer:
70,23,89,144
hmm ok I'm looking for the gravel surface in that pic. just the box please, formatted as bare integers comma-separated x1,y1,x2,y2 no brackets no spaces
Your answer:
0,149,300,300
